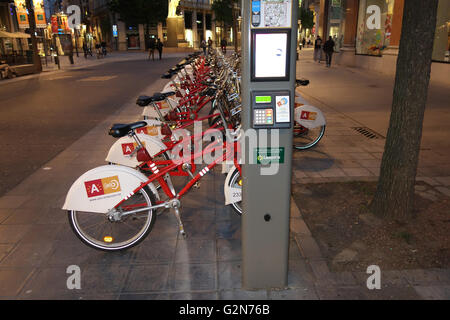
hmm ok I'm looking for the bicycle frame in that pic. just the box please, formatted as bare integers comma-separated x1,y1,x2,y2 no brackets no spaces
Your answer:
113,137,241,214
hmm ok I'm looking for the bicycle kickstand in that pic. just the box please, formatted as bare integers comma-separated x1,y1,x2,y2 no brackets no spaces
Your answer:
169,199,186,238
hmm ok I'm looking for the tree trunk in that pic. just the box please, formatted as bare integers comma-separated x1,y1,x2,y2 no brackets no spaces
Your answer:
370,0,438,221
25,0,42,73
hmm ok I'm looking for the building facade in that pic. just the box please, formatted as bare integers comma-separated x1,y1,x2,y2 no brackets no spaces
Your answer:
310,0,449,83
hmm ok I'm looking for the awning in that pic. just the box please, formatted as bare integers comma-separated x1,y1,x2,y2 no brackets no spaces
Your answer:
0,31,31,39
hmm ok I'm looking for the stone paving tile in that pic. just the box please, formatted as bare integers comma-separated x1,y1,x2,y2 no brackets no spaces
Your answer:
307,260,336,288
171,291,219,300
122,264,170,293
220,289,268,300
217,238,241,262
217,261,242,290
118,292,170,300
175,239,216,263
295,235,323,260
288,259,316,288
341,167,374,177
0,267,36,298
269,287,318,300
132,239,177,265
413,286,450,300
0,243,54,268
290,218,311,236
169,263,217,292
0,196,31,209
0,225,32,244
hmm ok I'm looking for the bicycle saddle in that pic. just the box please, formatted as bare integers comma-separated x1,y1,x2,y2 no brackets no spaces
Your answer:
109,121,147,138
162,91,176,97
161,73,173,79
136,93,166,106
296,79,310,86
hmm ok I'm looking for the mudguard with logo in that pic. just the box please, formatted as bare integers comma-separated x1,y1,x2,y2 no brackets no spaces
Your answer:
62,165,159,214
294,104,326,129
105,133,166,168
224,166,242,205
142,100,173,119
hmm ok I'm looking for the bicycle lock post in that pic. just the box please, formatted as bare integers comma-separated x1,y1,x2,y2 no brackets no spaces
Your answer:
241,0,297,289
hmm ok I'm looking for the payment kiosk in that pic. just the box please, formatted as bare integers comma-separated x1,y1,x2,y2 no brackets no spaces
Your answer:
241,0,297,289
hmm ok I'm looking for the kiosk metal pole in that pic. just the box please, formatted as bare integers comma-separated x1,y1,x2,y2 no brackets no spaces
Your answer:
241,0,298,289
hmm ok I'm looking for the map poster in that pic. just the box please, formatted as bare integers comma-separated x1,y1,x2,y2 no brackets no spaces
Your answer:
251,0,292,29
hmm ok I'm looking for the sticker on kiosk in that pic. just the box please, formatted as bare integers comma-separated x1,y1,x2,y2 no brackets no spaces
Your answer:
275,95,290,122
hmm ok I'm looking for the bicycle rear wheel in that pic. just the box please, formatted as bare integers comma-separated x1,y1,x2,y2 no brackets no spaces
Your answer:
293,123,326,150
68,186,156,251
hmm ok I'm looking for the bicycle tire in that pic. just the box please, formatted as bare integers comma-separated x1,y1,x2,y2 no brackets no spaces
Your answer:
228,167,243,216
293,124,326,150
68,186,157,251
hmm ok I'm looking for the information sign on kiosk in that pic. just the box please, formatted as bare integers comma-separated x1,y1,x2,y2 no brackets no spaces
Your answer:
241,0,297,289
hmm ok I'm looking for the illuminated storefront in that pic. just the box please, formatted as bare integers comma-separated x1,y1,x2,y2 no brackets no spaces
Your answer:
432,0,450,63
355,0,395,56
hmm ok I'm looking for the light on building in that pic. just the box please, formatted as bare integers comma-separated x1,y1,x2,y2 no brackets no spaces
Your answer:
185,29,193,47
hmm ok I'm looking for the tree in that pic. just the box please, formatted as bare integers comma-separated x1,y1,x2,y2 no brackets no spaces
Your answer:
369,0,439,221
298,6,314,33
212,0,239,50
108,0,168,48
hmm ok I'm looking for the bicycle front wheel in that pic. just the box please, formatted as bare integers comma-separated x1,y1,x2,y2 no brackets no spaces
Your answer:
293,124,326,150
68,186,157,251
228,167,243,216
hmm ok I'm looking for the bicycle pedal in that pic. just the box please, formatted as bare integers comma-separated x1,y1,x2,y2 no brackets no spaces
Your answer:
194,182,201,189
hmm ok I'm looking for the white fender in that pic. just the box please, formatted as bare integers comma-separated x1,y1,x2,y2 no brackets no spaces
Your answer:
224,166,242,205
62,165,159,213
294,104,326,129
105,133,166,168
142,101,172,119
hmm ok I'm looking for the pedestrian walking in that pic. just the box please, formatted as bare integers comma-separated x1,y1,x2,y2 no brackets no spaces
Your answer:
101,41,107,57
207,37,213,54
201,39,207,55
220,39,227,54
148,37,156,61
156,38,164,60
323,36,335,67
314,36,323,62
302,38,306,49
82,42,88,59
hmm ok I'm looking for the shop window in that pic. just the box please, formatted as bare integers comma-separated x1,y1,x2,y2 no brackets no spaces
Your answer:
328,0,346,52
432,0,450,63
356,0,395,56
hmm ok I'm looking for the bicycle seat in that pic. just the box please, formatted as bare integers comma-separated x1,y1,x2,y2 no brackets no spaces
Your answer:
136,93,166,106
109,121,147,138
296,79,310,86
162,91,176,97
161,73,173,79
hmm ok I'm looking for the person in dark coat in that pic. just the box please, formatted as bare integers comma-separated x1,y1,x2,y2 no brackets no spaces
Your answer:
156,38,164,60
148,37,156,61
313,36,322,62
323,36,335,67
220,39,227,54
